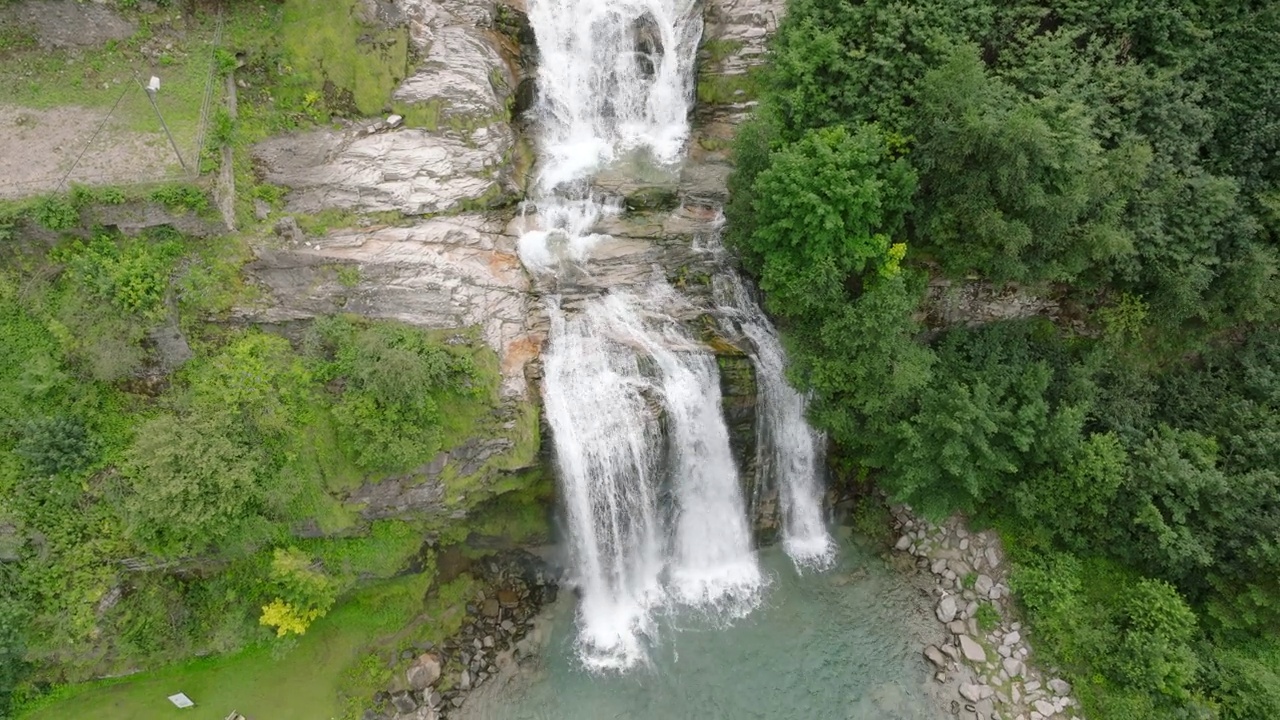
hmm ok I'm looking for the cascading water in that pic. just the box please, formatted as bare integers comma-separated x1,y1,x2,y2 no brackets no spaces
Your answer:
524,0,702,191
542,290,763,669
520,0,821,670
711,255,837,571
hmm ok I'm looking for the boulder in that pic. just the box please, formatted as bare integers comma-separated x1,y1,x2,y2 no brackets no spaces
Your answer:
390,691,418,714
958,635,987,664
406,653,442,691
959,683,985,703
936,595,958,623
923,645,947,669
974,574,993,596
1048,678,1073,696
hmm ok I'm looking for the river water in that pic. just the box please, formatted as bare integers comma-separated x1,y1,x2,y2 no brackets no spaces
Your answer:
458,534,952,719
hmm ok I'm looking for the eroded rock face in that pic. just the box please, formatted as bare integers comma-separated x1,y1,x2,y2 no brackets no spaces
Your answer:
922,279,1060,329
682,0,785,206
251,0,529,216
252,125,517,216
243,213,541,399
394,25,515,122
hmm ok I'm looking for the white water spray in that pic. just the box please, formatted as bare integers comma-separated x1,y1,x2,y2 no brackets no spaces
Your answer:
519,0,826,671
526,0,702,193
713,267,837,571
543,291,763,670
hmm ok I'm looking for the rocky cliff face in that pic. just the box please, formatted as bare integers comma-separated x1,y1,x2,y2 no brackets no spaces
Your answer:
239,0,802,537
251,0,531,217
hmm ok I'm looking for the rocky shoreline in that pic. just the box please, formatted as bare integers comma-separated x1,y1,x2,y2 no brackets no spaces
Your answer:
890,507,1083,720
362,551,562,720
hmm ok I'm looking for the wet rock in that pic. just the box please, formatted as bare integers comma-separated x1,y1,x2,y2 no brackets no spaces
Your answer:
924,645,948,669
624,185,680,212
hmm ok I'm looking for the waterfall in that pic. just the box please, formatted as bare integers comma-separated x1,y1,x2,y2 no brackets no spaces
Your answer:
520,0,824,671
712,260,837,571
543,291,762,669
524,0,702,192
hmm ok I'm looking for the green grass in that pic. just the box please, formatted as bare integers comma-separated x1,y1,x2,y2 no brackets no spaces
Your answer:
21,574,432,720
696,68,764,104
277,0,410,116
0,13,221,162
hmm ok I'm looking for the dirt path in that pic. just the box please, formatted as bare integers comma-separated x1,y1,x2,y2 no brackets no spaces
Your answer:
0,103,186,199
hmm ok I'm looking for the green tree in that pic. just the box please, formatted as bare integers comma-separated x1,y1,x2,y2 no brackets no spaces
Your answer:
1108,579,1200,702
13,416,97,477
258,547,336,637
120,412,272,558
913,46,1135,283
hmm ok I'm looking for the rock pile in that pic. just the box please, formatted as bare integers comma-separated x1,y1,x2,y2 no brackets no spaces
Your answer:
892,508,1083,720
362,551,560,720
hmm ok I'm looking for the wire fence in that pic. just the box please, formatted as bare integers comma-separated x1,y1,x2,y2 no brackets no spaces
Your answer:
0,11,225,200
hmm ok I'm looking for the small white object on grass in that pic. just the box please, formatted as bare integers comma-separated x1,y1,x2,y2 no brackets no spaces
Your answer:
167,692,195,708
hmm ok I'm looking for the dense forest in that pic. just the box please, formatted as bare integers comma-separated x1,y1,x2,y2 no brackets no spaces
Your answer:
727,0,1280,718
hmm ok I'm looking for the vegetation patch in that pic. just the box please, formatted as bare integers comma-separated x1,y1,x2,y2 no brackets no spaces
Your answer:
19,573,434,720
728,0,1280,717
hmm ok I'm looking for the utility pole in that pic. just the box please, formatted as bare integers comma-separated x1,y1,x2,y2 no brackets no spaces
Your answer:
139,75,191,177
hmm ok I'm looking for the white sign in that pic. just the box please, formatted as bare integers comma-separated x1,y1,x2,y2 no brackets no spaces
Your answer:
167,692,195,708
148,76,161,93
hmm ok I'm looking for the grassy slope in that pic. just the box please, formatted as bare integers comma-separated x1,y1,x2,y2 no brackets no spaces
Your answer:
21,574,431,720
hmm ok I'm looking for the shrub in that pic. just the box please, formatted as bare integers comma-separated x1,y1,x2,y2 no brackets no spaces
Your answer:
13,416,97,477
32,196,78,231
259,548,336,637
149,184,210,214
